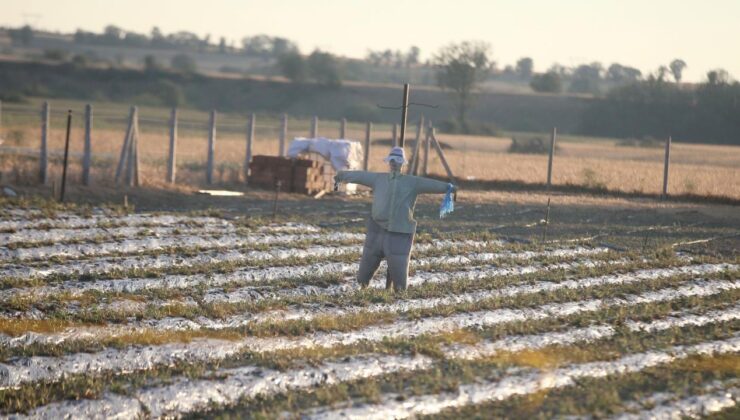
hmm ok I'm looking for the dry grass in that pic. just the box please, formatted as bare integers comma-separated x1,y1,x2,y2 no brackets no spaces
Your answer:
1,101,738,199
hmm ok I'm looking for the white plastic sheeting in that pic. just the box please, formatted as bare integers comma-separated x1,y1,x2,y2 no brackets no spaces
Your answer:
287,137,364,172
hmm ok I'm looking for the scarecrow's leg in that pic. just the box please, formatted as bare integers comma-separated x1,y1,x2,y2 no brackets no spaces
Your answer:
358,219,383,287
385,231,415,291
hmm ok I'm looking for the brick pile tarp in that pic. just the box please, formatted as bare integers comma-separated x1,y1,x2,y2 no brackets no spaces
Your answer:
249,155,334,195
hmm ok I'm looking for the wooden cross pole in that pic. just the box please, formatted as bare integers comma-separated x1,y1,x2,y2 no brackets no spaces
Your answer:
398,83,410,147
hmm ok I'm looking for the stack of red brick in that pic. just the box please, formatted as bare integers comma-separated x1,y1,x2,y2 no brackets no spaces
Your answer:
249,155,335,195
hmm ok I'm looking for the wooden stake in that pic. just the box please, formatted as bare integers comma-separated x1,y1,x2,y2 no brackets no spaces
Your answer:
167,108,178,184
40,101,50,184
279,113,287,157
340,118,347,139
363,122,372,171
547,127,557,190
311,116,318,138
82,104,92,186
422,120,432,176
662,136,671,199
115,107,136,183
245,113,255,183
206,110,217,185
407,116,424,175
60,110,72,202
132,109,140,187
392,124,398,147
431,129,454,180
398,83,410,147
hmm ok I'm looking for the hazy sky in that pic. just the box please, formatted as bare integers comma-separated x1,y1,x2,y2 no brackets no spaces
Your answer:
3,0,738,82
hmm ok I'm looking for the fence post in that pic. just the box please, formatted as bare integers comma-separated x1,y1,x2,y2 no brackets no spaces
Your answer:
0,99,3,139
392,123,398,147
279,113,287,157
126,107,140,187
245,113,255,183
547,127,557,190
81,104,93,186
167,108,178,184
662,136,671,199
422,120,432,176
206,110,217,185
311,116,318,138
340,118,347,139
60,110,72,202
363,122,372,171
407,116,424,175
40,101,50,184
115,106,136,183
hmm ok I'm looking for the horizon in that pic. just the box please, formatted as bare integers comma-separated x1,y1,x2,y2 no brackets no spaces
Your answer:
2,0,739,83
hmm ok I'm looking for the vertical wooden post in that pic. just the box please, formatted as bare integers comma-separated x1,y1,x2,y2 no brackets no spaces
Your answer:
310,116,318,138
82,104,92,186
206,110,217,185
363,122,372,171
60,110,72,201
392,124,398,147
662,136,671,199
245,113,255,183
422,120,432,176
40,101,50,184
407,116,424,175
340,118,347,139
167,108,178,184
547,127,557,190
115,106,135,183
398,83,410,147
0,100,3,139
279,113,287,157
126,107,140,187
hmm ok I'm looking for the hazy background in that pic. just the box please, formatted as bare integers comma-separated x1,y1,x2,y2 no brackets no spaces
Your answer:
3,0,739,82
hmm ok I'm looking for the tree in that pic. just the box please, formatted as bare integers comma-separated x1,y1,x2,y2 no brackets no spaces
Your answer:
218,37,227,54
406,46,420,66
515,57,534,80
143,55,160,72
669,59,687,83
569,62,603,94
9,25,34,46
277,51,307,83
170,54,197,73
606,63,642,83
432,41,492,130
307,50,341,87
530,72,562,93
707,69,730,85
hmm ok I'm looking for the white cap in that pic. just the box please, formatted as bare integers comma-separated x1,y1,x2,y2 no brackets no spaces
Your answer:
383,146,407,164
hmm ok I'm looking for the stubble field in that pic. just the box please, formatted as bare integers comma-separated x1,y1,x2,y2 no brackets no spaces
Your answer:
0,195,738,418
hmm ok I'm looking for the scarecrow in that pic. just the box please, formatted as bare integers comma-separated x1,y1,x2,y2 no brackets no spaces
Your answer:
335,146,456,291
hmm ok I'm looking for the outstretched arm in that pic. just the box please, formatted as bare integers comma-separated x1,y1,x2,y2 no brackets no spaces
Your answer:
415,176,455,194
335,171,377,187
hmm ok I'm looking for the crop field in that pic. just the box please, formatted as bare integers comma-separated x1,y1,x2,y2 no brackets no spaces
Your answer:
2,98,740,200
0,195,738,419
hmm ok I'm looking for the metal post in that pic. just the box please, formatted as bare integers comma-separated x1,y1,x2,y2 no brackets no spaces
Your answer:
363,122,372,171
167,108,178,184
60,110,72,202
115,106,136,183
279,113,287,157
392,124,398,147
82,104,92,186
245,113,255,183
340,118,347,139
422,120,432,176
662,136,671,199
206,110,217,184
40,101,50,184
547,127,557,190
399,83,410,147
311,116,318,138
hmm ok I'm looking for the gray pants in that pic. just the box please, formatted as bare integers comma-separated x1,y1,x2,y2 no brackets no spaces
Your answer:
358,219,415,290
